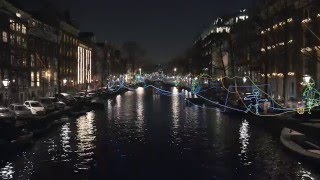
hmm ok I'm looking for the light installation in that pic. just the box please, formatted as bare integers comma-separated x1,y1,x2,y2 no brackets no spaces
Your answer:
101,73,317,116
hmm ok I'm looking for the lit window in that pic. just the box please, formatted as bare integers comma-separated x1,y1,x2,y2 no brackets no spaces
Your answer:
31,72,34,87
16,23,21,32
36,71,40,87
2,31,8,42
9,19,15,30
54,72,57,85
22,25,26,34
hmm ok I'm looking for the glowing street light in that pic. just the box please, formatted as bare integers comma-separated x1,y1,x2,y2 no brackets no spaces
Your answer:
302,74,312,86
2,78,10,107
303,74,311,84
63,78,67,85
174,68,177,72
243,77,247,83
2,78,10,88
139,68,142,75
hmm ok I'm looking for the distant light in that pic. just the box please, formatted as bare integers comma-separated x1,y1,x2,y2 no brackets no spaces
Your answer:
16,12,21,18
63,78,67,84
2,78,10,88
303,75,311,84
243,77,247,83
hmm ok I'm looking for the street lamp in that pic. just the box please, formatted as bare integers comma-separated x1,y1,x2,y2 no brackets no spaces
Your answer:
243,77,247,83
139,68,142,75
63,78,67,85
303,74,311,84
2,78,10,107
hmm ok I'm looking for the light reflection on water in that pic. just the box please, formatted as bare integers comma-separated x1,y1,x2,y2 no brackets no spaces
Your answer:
60,122,71,161
299,169,315,180
136,87,145,133
239,119,251,166
172,87,180,136
75,111,97,171
0,87,319,179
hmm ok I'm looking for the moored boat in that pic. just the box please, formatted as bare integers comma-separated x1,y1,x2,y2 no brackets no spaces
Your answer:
280,127,320,163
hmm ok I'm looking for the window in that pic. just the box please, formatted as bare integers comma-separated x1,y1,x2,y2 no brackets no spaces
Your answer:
16,23,21,32
2,31,7,42
17,36,21,45
21,38,26,48
36,71,40,87
31,54,35,67
31,71,34,87
10,51,14,65
22,25,26,34
10,34,15,45
54,72,57,85
22,53,27,66
9,19,15,30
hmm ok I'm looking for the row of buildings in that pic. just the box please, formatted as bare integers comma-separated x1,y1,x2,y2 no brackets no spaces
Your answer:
0,0,95,104
193,0,320,102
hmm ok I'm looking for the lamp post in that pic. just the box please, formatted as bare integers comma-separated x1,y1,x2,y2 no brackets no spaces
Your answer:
2,78,10,107
174,67,177,77
139,68,142,76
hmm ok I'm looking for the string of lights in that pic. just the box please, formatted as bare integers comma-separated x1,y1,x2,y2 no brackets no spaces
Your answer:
103,73,317,116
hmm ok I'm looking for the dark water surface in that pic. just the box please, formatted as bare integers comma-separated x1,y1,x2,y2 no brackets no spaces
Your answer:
0,87,319,180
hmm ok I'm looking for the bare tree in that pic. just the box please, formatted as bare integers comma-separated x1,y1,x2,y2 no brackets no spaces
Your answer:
122,41,146,74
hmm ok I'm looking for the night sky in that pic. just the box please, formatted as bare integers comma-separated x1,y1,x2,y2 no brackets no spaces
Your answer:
16,0,254,63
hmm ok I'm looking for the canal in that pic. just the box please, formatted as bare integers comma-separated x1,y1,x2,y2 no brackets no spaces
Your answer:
0,87,319,179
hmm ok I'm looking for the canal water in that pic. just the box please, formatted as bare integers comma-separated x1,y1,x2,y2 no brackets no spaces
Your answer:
0,87,319,180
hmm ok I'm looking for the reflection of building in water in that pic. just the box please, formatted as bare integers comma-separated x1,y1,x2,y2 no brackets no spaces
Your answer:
75,111,96,170
239,119,251,166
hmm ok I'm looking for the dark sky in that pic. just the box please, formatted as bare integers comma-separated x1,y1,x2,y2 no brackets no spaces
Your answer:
16,0,254,63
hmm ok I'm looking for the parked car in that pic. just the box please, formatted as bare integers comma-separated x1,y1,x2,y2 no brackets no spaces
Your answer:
48,97,66,110
35,97,55,112
85,92,97,103
74,92,86,102
24,101,46,116
0,107,16,126
54,93,77,106
8,104,33,120
74,91,97,103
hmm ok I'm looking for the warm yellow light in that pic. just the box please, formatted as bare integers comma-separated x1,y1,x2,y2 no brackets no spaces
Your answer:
288,72,295,76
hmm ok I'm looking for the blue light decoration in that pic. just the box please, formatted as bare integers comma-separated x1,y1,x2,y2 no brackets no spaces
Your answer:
103,74,301,116
243,88,268,115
